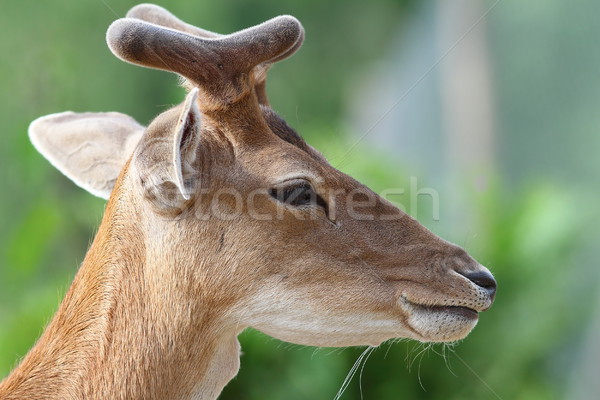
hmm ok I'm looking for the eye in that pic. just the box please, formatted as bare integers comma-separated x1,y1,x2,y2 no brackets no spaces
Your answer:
269,181,328,209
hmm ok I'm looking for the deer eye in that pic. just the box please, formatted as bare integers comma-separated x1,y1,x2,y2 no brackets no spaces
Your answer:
269,182,328,209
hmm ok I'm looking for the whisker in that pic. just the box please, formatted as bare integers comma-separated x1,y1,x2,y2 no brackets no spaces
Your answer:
358,347,375,400
453,351,504,400
441,343,457,377
333,346,374,400
417,344,430,392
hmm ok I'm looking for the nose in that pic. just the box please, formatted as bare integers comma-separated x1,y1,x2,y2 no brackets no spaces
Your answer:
462,270,497,300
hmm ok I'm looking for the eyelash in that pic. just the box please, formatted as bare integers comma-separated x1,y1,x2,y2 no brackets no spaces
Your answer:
269,182,328,210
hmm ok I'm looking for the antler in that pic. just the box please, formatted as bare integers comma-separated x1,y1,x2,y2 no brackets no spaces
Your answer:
107,10,303,110
125,4,304,106
125,4,304,63
126,4,221,39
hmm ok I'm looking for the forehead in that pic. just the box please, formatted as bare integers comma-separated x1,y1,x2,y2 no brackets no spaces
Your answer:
230,107,330,177
241,138,326,182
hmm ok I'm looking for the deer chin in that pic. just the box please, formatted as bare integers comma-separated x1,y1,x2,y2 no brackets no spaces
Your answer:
249,313,416,348
398,296,480,343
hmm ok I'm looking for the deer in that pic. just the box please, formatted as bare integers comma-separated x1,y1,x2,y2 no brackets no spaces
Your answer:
0,4,496,400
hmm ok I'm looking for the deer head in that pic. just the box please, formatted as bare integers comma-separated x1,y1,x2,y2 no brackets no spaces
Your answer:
14,4,496,399
30,2,496,346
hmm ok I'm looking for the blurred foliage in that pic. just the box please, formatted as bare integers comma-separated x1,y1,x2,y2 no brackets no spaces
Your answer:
0,1,597,399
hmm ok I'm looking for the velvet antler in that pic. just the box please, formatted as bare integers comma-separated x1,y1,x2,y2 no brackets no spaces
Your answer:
125,4,304,106
107,11,303,110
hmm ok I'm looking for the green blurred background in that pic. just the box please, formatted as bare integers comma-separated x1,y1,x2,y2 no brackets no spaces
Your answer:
1,0,599,399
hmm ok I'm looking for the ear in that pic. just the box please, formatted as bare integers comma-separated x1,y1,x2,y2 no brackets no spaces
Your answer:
139,88,202,208
172,88,201,200
29,111,145,199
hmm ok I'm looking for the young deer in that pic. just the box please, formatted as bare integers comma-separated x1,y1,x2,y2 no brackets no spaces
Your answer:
0,4,496,400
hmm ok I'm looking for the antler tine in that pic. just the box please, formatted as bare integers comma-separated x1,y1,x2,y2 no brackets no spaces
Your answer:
107,16,302,109
252,27,303,105
126,4,220,39
124,4,305,106
125,4,304,63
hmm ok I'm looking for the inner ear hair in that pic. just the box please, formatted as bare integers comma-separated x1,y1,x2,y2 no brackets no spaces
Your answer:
173,88,201,200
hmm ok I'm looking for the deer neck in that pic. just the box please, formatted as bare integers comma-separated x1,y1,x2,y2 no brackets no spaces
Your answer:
0,191,241,400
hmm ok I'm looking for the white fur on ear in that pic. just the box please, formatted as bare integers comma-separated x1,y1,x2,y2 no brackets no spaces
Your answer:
28,111,145,199
172,88,201,200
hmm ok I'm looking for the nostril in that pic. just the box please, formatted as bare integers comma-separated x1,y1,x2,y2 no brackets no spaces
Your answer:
462,271,497,299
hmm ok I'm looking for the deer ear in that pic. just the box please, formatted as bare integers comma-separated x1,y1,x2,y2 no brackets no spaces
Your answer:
171,88,201,200
138,88,202,208
29,111,145,199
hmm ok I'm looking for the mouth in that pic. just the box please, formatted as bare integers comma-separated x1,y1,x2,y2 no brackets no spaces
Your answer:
398,296,481,342
408,302,479,320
